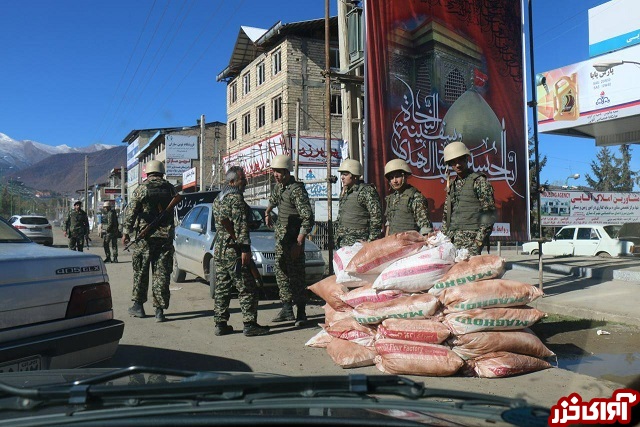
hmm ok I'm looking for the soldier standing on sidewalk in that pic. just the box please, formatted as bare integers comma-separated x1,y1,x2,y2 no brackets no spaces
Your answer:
335,159,383,248
383,159,433,236
122,160,177,323
441,141,496,256
102,201,119,263
64,200,89,251
265,155,314,326
212,166,270,337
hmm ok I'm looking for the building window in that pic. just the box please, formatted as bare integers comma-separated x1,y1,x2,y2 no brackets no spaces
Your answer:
257,104,266,128
272,49,281,76
331,94,342,115
272,95,282,121
243,113,251,135
257,62,265,86
230,120,237,141
243,72,251,95
330,46,340,71
230,82,237,104
444,68,466,104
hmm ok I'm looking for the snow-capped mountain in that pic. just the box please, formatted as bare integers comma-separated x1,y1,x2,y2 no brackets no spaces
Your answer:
0,133,116,171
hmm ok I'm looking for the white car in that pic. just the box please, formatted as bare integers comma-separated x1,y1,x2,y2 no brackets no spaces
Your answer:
522,224,635,257
0,216,124,371
173,203,326,297
8,215,54,246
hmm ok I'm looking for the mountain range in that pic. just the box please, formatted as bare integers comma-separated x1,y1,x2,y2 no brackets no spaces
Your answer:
0,133,126,194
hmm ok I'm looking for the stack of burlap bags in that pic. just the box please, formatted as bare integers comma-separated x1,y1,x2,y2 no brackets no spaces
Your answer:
306,231,555,378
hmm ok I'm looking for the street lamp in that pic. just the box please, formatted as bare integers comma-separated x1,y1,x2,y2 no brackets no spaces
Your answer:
593,60,640,72
563,173,580,189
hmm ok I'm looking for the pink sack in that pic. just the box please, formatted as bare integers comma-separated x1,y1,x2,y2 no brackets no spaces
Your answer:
345,231,426,274
439,279,544,313
374,338,463,376
377,318,451,344
429,255,506,296
326,338,377,368
444,307,546,335
465,351,553,378
352,293,440,325
304,326,334,348
340,283,403,308
325,317,377,347
308,275,350,312
333,243,365,284
323,304,354,326
448,329,555,360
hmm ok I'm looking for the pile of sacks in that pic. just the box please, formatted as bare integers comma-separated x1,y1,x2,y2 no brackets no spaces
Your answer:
306,231,555,378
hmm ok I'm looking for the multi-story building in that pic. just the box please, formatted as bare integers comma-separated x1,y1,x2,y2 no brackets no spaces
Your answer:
217,17,343,205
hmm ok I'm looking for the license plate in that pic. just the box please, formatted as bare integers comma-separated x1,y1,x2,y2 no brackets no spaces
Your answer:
265,264,276,273
31,227,42,232
0,356,41,373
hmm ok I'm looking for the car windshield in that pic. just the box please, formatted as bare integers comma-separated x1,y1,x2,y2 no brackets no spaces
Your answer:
250,208,273,232
603,225,622,238
19,217,49,225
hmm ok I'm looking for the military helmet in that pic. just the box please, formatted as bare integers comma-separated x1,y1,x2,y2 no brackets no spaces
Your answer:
384,159,412,178
103,201,111,208
146,160,165,175
270,155,292,171
73,201,82,207
338,159,363,176
443,141,471,163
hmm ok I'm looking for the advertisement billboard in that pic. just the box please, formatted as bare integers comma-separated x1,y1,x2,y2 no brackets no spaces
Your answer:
365,0,528,240
295,137,342,167
589,0,640,57
541,190,640,226
223,133,288,177
166,134,198,160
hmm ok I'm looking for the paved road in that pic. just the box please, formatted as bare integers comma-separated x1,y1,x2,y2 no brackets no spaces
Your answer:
53,228,625,409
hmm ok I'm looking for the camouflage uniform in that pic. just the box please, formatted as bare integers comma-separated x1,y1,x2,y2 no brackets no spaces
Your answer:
212,188,259,324
123,175,177,309
442,173,496,256
335,183,383,248
268,176,314,304
102,208,119,260
64,208,89,251
385,184,433,235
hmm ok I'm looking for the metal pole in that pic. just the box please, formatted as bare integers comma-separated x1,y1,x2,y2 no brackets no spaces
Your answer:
295,100,300,179
200,114,205,192
84,155,89,217
325,0,334,274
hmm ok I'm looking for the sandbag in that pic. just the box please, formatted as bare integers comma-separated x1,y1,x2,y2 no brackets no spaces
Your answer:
325,317,377,347
345,231,426,274
429,255,506,296
374,338,463,376
448,329,555,360
444,307,546,335
465,351,553,378
326,338,377,368
439,279,544,312
340,283,403,308
323,303,354,326
372,242,455,292
333,243,365,284
308,275,350,312
352,293,440,325
304,326,333,348
377,318,451,344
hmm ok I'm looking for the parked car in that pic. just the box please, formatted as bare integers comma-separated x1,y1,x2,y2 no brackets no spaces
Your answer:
0,215,124,370
173,203,326,297
521,224,635,257
616,222,640,255
8,215,54,246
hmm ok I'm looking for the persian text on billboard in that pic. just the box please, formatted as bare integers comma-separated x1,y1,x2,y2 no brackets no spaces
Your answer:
541,190,640,226
223,133,288,177
166,134,198,160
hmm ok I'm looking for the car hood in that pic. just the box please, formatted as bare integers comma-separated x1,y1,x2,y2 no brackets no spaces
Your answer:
249,232,321,252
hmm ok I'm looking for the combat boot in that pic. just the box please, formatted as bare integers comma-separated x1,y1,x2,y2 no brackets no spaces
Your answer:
128,302,145,318
155,308,166,323
113,255,118,263
214,322,234,336
103,257,111,263
295,303,307,327
243,322,270,337
272,301,294,322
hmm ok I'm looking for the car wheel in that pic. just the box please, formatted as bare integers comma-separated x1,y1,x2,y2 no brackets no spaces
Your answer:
597,252,612,258
208,258,216,299
45,239,53,246
171,254,186,283
530,249,539,255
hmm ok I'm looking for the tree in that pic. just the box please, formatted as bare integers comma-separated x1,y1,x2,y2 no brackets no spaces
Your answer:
586,145,638,191
614,145,638,191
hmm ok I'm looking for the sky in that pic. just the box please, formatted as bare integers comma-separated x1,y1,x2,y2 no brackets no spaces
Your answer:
0,0,637,189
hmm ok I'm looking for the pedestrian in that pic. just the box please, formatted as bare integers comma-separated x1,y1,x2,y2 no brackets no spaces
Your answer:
212,166,270,337
101,200,119,263
265,154,314,326
383,159,433,236
64,200,89,251
441,141,496,256
335,159,383,248
122,160,178,323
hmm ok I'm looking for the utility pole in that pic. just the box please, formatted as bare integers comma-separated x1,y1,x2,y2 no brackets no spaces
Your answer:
325,0,334,274
84,155,89,217
200,114,205,192
121,165,126,209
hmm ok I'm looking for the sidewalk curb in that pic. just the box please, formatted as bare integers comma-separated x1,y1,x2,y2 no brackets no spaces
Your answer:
532,298,640,327
507,261,640,282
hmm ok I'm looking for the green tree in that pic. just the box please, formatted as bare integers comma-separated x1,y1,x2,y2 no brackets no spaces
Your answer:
0,187,9,218
614,144,638,191
585,147,617,191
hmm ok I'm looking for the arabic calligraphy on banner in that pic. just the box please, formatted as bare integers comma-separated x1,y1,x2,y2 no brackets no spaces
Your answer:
295,137,342,166
541,190,640,226
223,133,288,177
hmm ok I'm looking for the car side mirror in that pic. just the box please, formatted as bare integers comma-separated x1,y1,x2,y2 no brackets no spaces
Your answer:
190,223,204,234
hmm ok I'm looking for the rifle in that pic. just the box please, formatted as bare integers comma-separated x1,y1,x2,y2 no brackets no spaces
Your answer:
219,217,265,288
124,193,183,251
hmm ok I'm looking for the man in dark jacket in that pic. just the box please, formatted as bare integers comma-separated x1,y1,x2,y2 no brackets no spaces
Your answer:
64,200,89,251
102,201,119,263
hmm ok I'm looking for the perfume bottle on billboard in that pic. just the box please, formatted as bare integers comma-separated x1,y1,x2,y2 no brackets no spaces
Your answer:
553,73,579,121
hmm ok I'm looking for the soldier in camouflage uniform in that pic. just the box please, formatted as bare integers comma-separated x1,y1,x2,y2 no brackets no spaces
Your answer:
122,160,177,323
383,159,433,236
441,141,496,256
265,155,314,326
335,159,382,248
101,201,119,263
64,200,89,251
212,166,269,337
